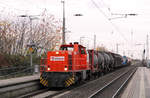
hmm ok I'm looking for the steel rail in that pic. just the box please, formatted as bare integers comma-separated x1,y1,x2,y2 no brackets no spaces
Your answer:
112,68,137,98
18,88,49,98
88,67,136,98
0,79,39,88
0,79,41,98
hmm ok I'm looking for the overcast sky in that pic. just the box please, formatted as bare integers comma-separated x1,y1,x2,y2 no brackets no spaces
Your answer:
1,0,150,59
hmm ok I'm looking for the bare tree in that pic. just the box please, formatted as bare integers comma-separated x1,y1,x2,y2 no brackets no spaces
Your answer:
0,10,62,56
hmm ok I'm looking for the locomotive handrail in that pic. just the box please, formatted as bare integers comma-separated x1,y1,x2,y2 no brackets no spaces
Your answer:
40,58,47,73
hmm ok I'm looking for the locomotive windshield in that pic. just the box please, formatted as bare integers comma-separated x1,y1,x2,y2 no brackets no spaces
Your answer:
60,46,74,51
79,47,86,54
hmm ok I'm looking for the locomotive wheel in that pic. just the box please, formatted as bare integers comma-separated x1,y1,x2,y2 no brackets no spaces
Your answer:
76,73,82,84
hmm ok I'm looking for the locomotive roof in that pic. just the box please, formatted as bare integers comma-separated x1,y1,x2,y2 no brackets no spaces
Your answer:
60,44,85,48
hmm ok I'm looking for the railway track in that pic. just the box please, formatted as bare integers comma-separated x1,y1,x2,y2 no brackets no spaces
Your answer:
0,77,82,98
19,88,69,98
29,82,85,98
56,66,136,98
0,66,137,98
28,66,132,98
29,68,128,98
88,67,137,98
0,79,41,98
33,89,69,98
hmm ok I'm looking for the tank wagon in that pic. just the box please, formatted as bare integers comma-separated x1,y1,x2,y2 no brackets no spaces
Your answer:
40,42,129,87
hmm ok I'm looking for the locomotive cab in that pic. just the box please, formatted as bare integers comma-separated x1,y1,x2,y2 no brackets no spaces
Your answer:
46,42,88,72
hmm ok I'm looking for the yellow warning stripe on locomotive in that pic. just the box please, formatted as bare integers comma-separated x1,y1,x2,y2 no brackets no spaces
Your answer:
65,77,75,87
40,77,48,87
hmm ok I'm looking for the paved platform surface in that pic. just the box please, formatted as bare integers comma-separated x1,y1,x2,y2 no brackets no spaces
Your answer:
0,74,40,87
121,67,150,98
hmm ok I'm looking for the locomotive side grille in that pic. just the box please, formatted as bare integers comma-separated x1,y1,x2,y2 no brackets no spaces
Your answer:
68,55,72,70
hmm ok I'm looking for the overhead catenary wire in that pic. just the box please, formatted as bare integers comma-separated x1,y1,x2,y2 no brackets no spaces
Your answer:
97,0,111,12
90,0,129,43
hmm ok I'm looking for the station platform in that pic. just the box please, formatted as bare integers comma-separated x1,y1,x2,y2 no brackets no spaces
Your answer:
0,74,40,87
121,67,150,98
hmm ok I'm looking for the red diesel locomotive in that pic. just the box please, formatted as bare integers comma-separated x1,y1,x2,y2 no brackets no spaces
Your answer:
40,42,129,87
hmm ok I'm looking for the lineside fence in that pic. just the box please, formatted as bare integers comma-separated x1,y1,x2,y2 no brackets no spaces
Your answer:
0,65,40,79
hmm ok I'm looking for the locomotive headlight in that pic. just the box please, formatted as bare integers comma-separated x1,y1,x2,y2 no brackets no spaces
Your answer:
48,67,51,71
56,52,59,54
64,67,68,71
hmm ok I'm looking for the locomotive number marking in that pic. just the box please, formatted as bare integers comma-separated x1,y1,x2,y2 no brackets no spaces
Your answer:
50,56,65,61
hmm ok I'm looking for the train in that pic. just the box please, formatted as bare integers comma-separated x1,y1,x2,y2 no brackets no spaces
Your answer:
40,42,131,87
